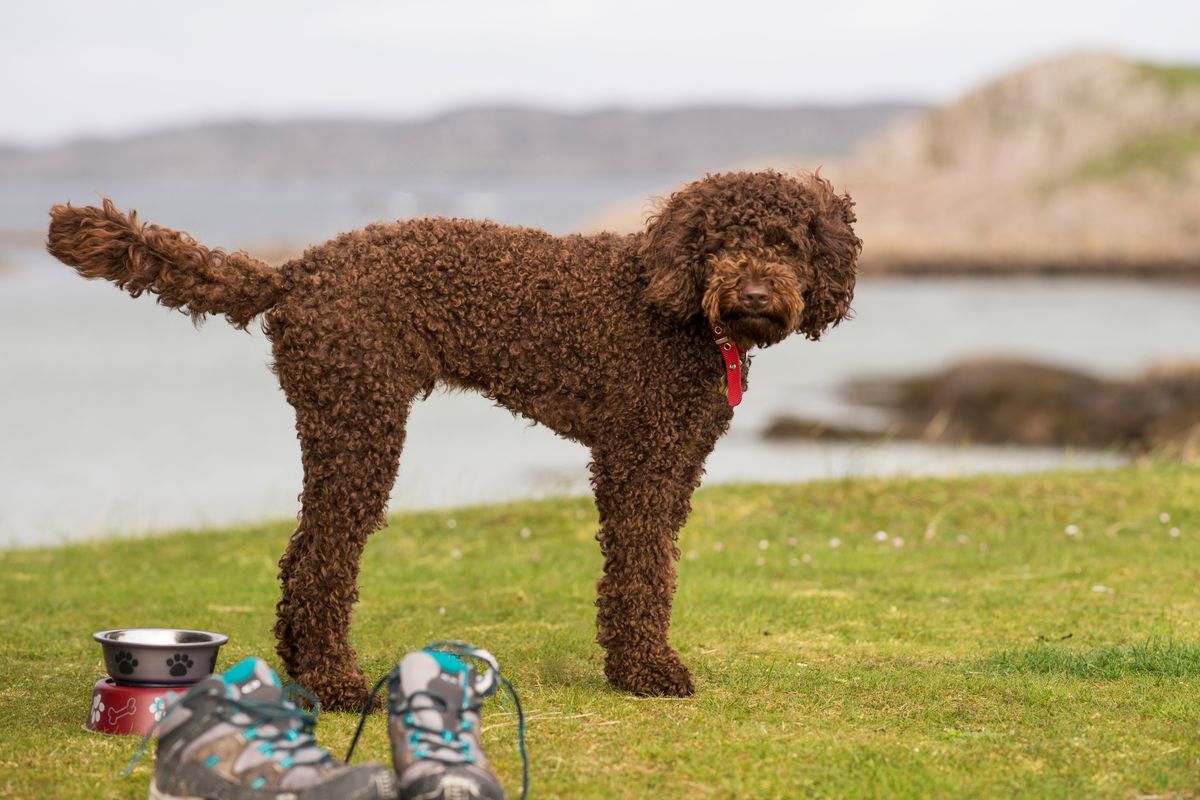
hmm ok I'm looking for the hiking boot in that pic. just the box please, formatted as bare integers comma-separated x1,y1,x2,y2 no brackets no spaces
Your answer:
348,642,527,800
142,656,397,800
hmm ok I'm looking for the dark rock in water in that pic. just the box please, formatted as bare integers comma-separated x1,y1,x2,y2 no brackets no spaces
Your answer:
761,417,884,441
766,358,1200,455
855,360,1129,447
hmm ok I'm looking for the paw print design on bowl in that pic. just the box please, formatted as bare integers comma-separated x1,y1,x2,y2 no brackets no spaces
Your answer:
114,650,138,675
148,695,168,722
166,653,194,677
89,694,105,726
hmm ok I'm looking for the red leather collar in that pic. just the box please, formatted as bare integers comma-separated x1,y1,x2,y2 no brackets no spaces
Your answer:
711,323,743,407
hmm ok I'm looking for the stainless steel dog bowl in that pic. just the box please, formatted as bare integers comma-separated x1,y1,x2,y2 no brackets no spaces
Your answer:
93,628,228,686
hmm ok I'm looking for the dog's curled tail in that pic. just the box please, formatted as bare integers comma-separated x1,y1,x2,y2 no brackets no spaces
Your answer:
47,198,283,328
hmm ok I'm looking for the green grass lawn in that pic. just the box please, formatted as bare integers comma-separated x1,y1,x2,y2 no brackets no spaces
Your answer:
2,464,1199,799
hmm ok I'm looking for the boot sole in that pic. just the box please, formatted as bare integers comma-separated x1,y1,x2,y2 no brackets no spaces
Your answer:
147,779,205,800
147,778,301,800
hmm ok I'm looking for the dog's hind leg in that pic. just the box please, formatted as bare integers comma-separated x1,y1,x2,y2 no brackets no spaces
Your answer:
273,343,423,711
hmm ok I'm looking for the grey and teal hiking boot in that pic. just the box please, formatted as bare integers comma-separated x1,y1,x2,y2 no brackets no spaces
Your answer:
347,642,528,800
134,656,397,800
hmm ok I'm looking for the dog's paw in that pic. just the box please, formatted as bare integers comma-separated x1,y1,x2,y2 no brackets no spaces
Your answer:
605,648,695,697
292,669,373,712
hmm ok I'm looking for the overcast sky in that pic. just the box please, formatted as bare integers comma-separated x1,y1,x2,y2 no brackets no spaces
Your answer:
2,0,1196,145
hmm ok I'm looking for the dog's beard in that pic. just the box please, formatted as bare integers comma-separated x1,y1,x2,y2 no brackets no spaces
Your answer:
723,309,792,348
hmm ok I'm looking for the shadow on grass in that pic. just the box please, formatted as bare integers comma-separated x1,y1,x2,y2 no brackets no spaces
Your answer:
980,638,1200,679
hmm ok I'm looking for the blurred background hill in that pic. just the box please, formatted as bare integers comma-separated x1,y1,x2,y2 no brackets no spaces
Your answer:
0,104,917,179
848,52,1200,271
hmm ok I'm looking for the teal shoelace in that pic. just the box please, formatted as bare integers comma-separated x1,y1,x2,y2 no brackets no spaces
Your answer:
347,641,529,800
125,682,333,777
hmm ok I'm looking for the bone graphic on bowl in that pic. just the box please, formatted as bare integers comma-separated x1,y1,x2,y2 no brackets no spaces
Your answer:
106,697,136,725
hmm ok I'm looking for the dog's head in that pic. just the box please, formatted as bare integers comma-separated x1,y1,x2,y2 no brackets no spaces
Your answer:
639,170,860,347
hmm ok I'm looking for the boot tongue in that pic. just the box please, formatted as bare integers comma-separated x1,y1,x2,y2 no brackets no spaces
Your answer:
214,657,331,775
220,657,284,703
399,651,473,725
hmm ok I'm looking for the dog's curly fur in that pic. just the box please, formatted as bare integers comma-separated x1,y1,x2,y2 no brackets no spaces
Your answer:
46,170,859,710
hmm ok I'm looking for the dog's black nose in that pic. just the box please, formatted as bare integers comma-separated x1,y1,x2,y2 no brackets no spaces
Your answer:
739,281,770,310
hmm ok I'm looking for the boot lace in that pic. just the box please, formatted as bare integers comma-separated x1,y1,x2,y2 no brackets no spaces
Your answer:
125,682,333,777
346,641,529,800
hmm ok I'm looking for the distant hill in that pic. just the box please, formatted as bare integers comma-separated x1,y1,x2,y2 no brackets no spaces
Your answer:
0,104,920,179
843,52,1200,272
589,53,1200,274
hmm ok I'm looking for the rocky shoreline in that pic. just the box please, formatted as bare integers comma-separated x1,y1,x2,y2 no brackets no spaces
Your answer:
765,358,1200,458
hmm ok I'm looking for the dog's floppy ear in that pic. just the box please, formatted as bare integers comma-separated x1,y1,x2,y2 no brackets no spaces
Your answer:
639,185,711,321
798,175,861,341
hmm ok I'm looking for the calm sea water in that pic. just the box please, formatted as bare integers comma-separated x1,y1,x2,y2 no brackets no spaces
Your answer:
2,177,1195,546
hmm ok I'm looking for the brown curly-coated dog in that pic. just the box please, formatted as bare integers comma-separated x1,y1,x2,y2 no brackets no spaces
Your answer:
46,170,859,710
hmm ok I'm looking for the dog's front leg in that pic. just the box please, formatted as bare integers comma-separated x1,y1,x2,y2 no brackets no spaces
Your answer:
589,441,711,696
